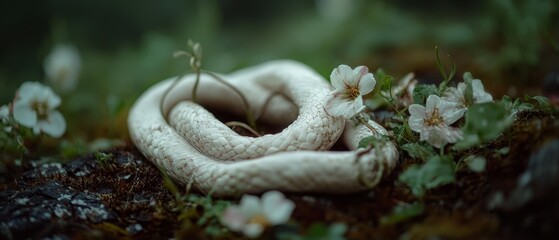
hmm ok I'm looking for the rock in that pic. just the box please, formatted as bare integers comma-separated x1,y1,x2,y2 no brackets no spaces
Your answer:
0,147,176,239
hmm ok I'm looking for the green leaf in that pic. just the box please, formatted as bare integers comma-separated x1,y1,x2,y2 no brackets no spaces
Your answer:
526,95,551,109
435,46,447,81
412,84,438,105
435,46,456,94
401,142,436,160
305,223,347,240
455,102,512,149
398,155,455,197
373,68,394,94
380,202,425,225
463,72,474,106
358,136,389,149
277,223,347,240
463,72,474,83
495,146,510,155
465,156,486,173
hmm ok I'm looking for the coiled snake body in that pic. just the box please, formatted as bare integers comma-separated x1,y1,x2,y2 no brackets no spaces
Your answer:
128,60,398,197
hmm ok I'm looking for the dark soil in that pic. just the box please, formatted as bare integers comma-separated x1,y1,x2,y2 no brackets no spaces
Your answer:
0,110,558,240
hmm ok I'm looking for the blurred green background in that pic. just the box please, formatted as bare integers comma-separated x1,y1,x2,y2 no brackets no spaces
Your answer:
0,0,557,140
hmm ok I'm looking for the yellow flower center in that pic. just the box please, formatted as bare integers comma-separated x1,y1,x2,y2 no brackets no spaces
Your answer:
346,85,360,99
424,108,443,126
32,101,49,119
247,214,270,227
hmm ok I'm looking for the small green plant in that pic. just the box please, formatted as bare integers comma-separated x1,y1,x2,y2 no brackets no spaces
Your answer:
277,223,347,240
94,152,113,167
380,202,425,225
399,155,456,197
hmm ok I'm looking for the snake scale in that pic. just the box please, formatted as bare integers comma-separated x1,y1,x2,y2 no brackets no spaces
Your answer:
128,60,398,197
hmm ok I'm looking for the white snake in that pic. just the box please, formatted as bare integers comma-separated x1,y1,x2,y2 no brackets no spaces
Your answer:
128,60,398,197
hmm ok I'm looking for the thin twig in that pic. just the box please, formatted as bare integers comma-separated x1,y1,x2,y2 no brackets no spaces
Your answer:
160,73,186,118
357,116,378,135
225,121,262,137
254,92,295,121
202,70,257,130
192,68,201,103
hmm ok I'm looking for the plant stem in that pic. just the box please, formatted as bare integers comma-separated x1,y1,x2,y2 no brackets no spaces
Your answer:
203,70,257,130
357,115,378,135
160,73,185,118
192,68,201,103
225,121,262,137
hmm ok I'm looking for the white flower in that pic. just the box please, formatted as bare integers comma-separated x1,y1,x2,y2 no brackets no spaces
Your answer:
0,105,9,121
324,65,376,118
13,82,66,137
0,105,11,132
221,190,295,238
443,79,493,111
44,44,81,92
408,95,466,148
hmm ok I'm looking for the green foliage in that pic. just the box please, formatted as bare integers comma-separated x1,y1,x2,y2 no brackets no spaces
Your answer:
465,156,486,173
455,102,512,149
525,95,551,110
435,46,456,94
185,194,231,236
367,68,395,110
399,155,456,197
94,152,113,167
278,223,347,240
401,142,436,160
0,124,27,156
380,202,425,225
412,84,438,105
373,68,394,94
491,0,554,66
463,72,475,106
358,135,390,149
502,95,533,113
501,94,552,113
60,139,89,160
159,166,232,237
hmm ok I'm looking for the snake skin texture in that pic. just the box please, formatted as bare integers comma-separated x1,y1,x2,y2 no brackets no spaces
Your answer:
128,60,399,196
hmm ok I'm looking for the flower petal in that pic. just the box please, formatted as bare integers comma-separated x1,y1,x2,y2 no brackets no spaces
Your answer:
47,90,61,109
408,104,426,118
438,99,466,125
261,191,294,225
0,105,9,119
38,110,66,137
472,80,493,103
423,125,463,148
425,95,441,113
324,91,358,118
13,102,37,128
17,82,42,101
442,107,467,125
408,104,426,132
408,116,425,133
330,65,353,90
242,223,264,238
33,126,41,135
221,206,247,231
44,44,81,92
442,86,463,106
239,195,262,217
357,72,375,95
